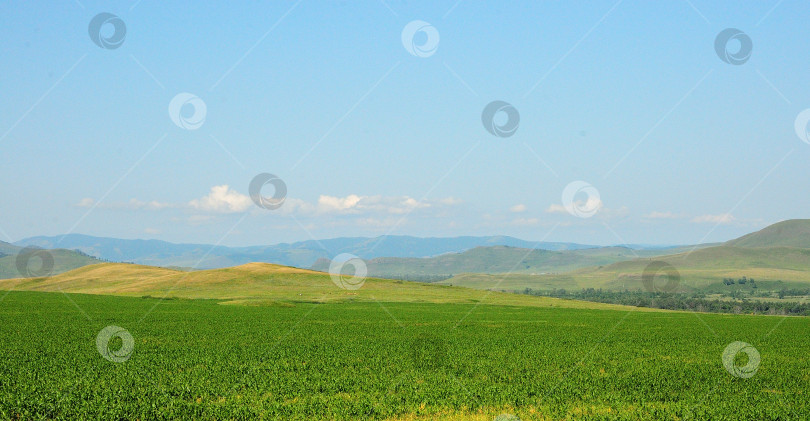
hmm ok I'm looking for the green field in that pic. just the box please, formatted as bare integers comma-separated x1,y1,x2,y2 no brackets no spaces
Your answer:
3,221,810,419
1,291,807,420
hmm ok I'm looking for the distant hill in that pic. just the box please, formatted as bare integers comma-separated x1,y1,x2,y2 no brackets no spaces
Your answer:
0,262,642,311
0,241,20,255
310,245,691,280
310,244,717,281
588,245,810,288
725,219,810,248
0,241,104,279
16,234,597,269
15,235,240,268
443,245,810,293
442,219,810,293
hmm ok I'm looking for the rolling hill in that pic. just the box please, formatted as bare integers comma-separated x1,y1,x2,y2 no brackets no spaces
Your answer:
442,220,810,293
725,219,810,248
0,241,104,279
9,219,810,296
311,244,716,280
570,245,810,290
0,241,20,255
441,245,810,292
0,262,645,311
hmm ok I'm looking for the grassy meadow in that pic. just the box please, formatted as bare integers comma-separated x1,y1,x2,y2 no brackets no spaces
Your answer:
0,262,636,311
0,291,807,420
441,246,810,294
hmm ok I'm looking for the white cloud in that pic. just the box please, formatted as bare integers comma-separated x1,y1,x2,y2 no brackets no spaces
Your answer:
439,197,463,206
692,213,735,224
76,198,95,208
356,217,399,228
644,211,681,219
545,204,568,214
280,195,438,216
512,217,539,226
364,195,429,214
318,194,362,212
577,197,604,213
188,185,252,213
144,228,161,234
545,200,627,221
599,205,629,219
294,194,447,216
399,197,424,212
510,204,527,213
76,188,460,221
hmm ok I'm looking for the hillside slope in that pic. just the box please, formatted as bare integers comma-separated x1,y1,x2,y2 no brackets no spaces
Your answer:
0,262,646,311
725,219,810,248
440,220,810,292
0,241,20,256
312,245,714,280
0,245,103,279
443,245,810,292
584,245,810,288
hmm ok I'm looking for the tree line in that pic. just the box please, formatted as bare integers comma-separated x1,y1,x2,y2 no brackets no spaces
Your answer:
519,288,810,316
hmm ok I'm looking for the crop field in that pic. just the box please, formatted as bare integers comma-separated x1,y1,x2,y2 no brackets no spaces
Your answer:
0,291,807,420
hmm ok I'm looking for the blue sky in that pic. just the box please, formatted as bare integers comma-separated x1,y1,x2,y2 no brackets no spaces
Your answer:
1,0,808,247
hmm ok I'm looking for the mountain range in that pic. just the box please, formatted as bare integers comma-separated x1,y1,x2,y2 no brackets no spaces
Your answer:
13,234,600,271
310,244,708,280
4,220,809,287
440,219,810,292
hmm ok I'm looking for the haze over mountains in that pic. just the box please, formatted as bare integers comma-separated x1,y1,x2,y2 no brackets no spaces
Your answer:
0,240,102,279
442,219,810,292
310,245,706,280
4,220,809,288
310,220,810,282
14,234,599,270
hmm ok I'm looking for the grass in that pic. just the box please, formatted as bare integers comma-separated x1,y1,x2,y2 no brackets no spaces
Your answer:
314,245,715,279
0,290,807,420
439,273,582,291
0,248,102,279
442,246,810,293
726,219,810,248
0,262,641,311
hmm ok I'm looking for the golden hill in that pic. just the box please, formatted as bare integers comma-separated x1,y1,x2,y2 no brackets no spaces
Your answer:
0,262,649,310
